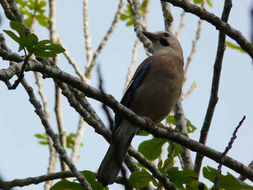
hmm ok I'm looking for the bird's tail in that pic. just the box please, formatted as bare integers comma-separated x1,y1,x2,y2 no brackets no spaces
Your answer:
97,120,137,186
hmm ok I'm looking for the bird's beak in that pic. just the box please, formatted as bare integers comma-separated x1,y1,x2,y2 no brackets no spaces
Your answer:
143,31,161,41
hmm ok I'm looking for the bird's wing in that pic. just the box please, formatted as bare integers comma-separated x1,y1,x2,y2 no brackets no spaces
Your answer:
114,61,152,129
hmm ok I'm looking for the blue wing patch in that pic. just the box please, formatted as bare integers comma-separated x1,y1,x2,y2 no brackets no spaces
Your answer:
114,62,152,129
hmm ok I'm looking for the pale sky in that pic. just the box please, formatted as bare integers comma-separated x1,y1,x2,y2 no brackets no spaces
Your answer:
0,0,252,189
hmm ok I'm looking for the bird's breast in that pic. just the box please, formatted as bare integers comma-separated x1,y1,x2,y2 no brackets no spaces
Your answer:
130,57,183,123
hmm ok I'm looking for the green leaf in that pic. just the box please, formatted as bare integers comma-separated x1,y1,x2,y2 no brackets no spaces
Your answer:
186,119,196,133
166,115,176,125
26,33,39,52
167,142,181,158
137,130,149,136
203,166,253,190
129,170,158,188
206,0,213,7
3,30,20,43
120,4,134,26
81,171,104,190
34,42,65,58
36,14,49,27
7,21,27,51
35,133,47,139
193,0,203,4
50,180,84,190
35,133,49,146
138,137,167,161
167,167,198,189
226,41,246,53
141,0,147,14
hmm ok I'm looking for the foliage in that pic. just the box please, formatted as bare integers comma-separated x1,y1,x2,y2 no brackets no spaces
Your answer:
193,0,213,7
50,171,107,190
226,41,246,53
203,166,253,190
3,21,65,57
35,132,83,149
15,0,49,28
129,170,158,188
120,0,148,26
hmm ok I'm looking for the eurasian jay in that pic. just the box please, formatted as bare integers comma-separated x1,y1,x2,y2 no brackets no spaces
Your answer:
97,31,184,186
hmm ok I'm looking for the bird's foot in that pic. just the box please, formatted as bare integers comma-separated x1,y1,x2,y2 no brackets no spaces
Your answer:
142,116,156,126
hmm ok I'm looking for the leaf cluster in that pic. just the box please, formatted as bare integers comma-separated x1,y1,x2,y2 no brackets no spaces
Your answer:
15,0,49,28
193,0,213,7
4,21,65,57
50,171,108,190
35,132,83,149
120,0,148,26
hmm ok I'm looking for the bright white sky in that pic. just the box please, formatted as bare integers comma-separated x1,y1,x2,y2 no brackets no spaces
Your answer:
0,0,252,189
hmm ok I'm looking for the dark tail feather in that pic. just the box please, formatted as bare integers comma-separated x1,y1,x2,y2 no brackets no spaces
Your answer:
97,120,137,186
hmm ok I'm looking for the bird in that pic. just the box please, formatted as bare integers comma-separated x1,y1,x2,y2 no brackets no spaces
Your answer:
97,30,184,186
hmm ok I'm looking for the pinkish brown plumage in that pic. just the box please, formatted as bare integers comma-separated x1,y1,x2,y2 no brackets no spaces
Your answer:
97,31,184,186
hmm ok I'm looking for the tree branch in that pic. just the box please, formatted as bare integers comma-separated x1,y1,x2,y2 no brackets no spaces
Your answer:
194,0,232,177
1,60,252,181
85,0,125,79
163,0,253,59
20,78,92,190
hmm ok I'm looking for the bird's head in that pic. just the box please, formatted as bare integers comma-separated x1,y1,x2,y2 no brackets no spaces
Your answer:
143,31,182,55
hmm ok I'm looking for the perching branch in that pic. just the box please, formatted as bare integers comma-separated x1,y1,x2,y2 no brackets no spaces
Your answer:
1,59,252,181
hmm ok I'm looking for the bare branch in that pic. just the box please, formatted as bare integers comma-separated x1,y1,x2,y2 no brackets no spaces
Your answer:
163,0,253,59
160,1,173,33
0,0,16,21
132,0,153,53
83,0,93,65
124,0,150,88
85,0,125,79
175,11,186,39
3,60,252,181
213,116,246,190
174,99,193,170
58,39,87,82
48,0,68,172
124,39,140,89
0,171,75,189
184,16,203,83
194,0,232,177
21,79,92,190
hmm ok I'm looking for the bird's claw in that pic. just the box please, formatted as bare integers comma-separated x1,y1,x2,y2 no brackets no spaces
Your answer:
142,116,156,126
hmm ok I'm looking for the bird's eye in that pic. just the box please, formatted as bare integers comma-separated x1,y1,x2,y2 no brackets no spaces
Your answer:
160,38,169,46
163,32,170,37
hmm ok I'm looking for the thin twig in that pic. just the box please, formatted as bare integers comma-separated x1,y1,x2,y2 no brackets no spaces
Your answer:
194,0,232,177
160,1,173,33
184,14,203,84
132,0,153,53
7,50,31,90
83,0,93,66
85,0,125,79
124,39,140,89
21,79,92,190
124,0,150,88
48,0,68,172
213,116,246,190
58,39,87,82
174,99,193,170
